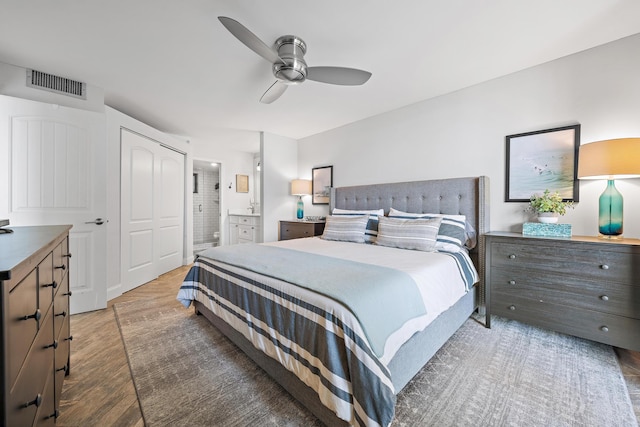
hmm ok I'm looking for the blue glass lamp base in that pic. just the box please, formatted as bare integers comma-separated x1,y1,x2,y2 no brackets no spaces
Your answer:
598,180,623,238
296,197,304,220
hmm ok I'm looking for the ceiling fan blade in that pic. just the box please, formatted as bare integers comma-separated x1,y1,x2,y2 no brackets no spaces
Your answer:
218,16,284,64
306,66,372,86
260,81,288,104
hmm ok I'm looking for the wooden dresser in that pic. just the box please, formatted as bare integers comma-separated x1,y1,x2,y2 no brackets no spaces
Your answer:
1,225,72,426
279,220,326,241
485,232,640,351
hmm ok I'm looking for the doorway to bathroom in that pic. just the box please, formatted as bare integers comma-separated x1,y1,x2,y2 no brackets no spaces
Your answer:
193,159,221,256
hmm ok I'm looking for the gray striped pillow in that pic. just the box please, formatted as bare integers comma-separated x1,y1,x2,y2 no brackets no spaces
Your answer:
375,216,442,251
332,208,383,243
321,215,369,243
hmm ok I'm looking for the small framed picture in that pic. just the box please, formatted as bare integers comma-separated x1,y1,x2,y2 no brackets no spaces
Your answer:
312,165,333,205
505,124,580,202
236,174,249,193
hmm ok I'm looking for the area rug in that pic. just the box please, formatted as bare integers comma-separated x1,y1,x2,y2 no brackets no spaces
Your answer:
114,300,638,427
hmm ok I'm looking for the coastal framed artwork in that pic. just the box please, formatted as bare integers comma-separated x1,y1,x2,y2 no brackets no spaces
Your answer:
312,165,333,205
505,124,580,202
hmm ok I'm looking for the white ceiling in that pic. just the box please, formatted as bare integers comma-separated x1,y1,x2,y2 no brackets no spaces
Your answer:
2,1,640,152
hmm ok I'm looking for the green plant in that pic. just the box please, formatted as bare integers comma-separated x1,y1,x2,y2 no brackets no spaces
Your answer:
528,189,574,215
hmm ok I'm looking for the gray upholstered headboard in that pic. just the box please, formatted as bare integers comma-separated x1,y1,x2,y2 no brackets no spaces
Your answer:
330,176,490,306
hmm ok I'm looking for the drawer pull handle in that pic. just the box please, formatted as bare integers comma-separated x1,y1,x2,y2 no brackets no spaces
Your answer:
600,295,609,301
64,335,74,342
63,253,72,258
46,409,60,420
600,326,609,332
508,254,516,259
55,311,67,318
63,291,73,297
508,280,516,285
21,309,41,322
45,340,59,349
24,394,43,408
56,364,68,373
43,280,58,289
55,264,66,271
600,264,609,270
508,305,516,311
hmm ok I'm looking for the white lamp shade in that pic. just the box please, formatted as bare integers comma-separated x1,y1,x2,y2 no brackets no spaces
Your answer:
291,179,312,196
578,138,640,179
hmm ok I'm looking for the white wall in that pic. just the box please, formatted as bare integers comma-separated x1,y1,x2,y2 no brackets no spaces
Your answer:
262,132,299,242
298,33,640,239
189,136,259,245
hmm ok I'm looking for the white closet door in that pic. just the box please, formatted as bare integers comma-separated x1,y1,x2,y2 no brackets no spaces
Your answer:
155,144,184,274
121,129,184,292
0,95,107,314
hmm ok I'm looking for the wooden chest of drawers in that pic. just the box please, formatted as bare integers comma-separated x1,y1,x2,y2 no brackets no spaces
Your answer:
1,225,72,426
279,220,326,241
485,232,640,351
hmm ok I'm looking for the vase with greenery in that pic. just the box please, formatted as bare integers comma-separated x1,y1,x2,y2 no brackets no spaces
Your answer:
528,189,574,223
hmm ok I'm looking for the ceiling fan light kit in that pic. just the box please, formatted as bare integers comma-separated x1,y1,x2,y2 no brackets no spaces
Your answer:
218,16,371,103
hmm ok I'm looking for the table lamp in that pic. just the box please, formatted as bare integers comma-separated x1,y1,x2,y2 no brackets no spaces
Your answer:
291,179,312,219
577,138,640,238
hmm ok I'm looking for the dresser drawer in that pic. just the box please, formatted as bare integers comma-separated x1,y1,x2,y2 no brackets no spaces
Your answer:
490,241,638,284
34,371,56,426
491,267,640,319
53,273,70,338
38,252,55,317
279,221,325,241
55,314,71,404
280,222,312,240
8,268,39,388
492,293,640,351
8,310,55,427
53,238,69,287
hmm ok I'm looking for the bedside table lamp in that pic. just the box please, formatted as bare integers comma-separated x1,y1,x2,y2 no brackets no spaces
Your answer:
291,179,312,219
578,138,640,238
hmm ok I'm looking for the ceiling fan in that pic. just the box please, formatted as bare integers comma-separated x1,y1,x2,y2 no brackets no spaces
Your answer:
218,16,372,104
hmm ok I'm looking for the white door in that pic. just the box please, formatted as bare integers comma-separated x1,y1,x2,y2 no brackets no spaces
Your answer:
0,95,107,314
121,129,184,293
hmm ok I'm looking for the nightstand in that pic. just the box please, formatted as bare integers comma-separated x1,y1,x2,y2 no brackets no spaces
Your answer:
485,231,640,351
279,220,325,241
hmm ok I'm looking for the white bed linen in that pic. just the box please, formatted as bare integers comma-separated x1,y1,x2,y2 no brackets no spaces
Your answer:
264,237,472,364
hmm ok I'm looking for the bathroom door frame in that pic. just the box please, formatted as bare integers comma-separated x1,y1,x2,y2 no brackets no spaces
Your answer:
192,157,222,250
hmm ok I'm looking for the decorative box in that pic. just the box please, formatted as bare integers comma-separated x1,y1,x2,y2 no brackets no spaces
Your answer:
522,222,572,238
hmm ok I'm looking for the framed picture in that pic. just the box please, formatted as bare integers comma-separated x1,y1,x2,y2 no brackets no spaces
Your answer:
312,165,333,205
236,174,249,193
505,124,580,202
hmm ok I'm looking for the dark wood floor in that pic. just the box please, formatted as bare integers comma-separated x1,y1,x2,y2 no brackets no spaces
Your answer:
57,265,640,426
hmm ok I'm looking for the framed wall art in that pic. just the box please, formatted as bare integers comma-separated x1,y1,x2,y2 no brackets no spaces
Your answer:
312,165,333,205
236,174,249,193
505,124,580,202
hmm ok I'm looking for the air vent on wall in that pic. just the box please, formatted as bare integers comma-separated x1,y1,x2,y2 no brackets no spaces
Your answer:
26,69,86,99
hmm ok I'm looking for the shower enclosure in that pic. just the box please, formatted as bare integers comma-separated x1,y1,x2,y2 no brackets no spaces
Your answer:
193,160,221,255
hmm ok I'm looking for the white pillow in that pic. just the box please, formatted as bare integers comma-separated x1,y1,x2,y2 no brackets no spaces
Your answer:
331,208,384,243
321,215,369,243
375,216,442,252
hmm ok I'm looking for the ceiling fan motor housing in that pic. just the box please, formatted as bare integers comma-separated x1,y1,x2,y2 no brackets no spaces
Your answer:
273,35,307,84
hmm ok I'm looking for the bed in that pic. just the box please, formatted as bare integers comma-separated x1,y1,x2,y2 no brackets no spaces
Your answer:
177,176,489,426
